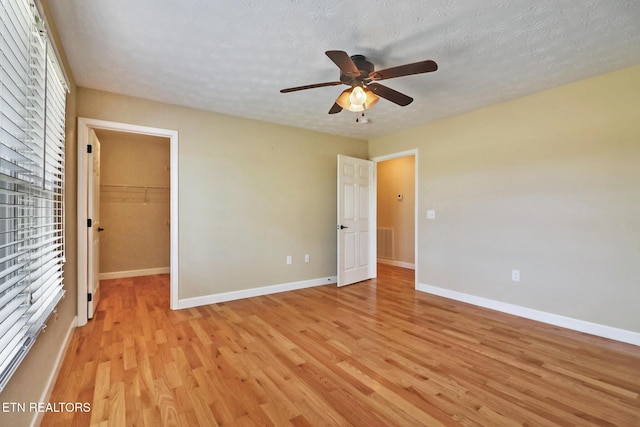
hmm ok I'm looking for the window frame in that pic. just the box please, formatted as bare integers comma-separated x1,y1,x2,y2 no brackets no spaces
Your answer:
0,0,68,392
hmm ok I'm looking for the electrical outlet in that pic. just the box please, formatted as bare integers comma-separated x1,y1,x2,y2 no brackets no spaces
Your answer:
427,210,436,219
286,255,292,265
511,269,520,282
304,254,310,263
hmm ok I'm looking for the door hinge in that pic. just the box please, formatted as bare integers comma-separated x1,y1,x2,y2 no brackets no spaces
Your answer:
87,144,92,153
87,293,92,302
87,218,92,227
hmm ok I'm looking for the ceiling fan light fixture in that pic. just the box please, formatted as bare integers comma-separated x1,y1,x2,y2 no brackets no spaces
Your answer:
349,86,366,106
364,89,379,109
335,87,379,112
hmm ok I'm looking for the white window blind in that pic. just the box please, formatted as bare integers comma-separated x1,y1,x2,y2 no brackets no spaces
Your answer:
0,0,67,392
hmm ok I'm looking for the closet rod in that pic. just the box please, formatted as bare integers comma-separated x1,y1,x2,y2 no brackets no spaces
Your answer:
100,184,169,190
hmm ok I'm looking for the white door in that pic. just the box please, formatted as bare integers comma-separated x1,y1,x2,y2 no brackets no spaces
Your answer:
87,130,101,318
337,155,376,286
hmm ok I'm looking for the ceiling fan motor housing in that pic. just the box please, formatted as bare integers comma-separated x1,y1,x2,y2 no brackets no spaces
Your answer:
340,55,374,83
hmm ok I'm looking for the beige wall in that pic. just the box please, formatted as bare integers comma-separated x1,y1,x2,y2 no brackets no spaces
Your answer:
377,156,415,264
369,65,640,333
76,88,368,299
96,131,171,273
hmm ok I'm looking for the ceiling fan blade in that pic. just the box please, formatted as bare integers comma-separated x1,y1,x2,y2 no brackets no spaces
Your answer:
367,83,413,106
280,81,343,93
369,60,438,81
328,103,343,114
325,50,360,77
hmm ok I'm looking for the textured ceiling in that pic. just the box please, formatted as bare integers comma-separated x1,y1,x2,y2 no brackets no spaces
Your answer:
48,0,640,140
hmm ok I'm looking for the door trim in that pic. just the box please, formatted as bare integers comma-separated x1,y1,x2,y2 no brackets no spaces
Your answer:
76,117,179,326
371,149,419,288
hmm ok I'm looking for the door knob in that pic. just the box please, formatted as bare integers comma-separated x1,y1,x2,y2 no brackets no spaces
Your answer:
338,225,349,229
97,227,104,232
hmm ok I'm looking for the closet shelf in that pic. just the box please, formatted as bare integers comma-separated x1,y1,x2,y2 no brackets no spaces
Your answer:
101,184,169,203
101,184,169,191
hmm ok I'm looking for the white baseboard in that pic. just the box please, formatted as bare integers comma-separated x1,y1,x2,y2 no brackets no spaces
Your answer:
31,315,78,427
417,283,640,347
377,258,415,270
178,276,337,309
100,267,170,280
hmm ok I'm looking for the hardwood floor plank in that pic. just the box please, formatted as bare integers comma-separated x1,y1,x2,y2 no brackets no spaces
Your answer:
153,377,180,427
107,382,126,427
186,387,219,427
42,268,640,426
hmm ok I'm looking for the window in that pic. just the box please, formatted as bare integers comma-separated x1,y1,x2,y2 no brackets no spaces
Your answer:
0,0,67,392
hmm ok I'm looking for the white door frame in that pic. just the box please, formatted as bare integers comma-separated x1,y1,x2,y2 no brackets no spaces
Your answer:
77,117,179,326
371,149,419,288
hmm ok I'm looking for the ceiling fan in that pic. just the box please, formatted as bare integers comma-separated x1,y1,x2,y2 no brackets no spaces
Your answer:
280,50,437,118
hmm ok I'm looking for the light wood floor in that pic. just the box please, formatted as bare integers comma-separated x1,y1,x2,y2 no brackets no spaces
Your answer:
43,265,640,426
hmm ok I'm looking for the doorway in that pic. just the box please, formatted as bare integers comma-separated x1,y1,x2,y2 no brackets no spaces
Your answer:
94,129,171,281
77,118,179,326
372,149,418,287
